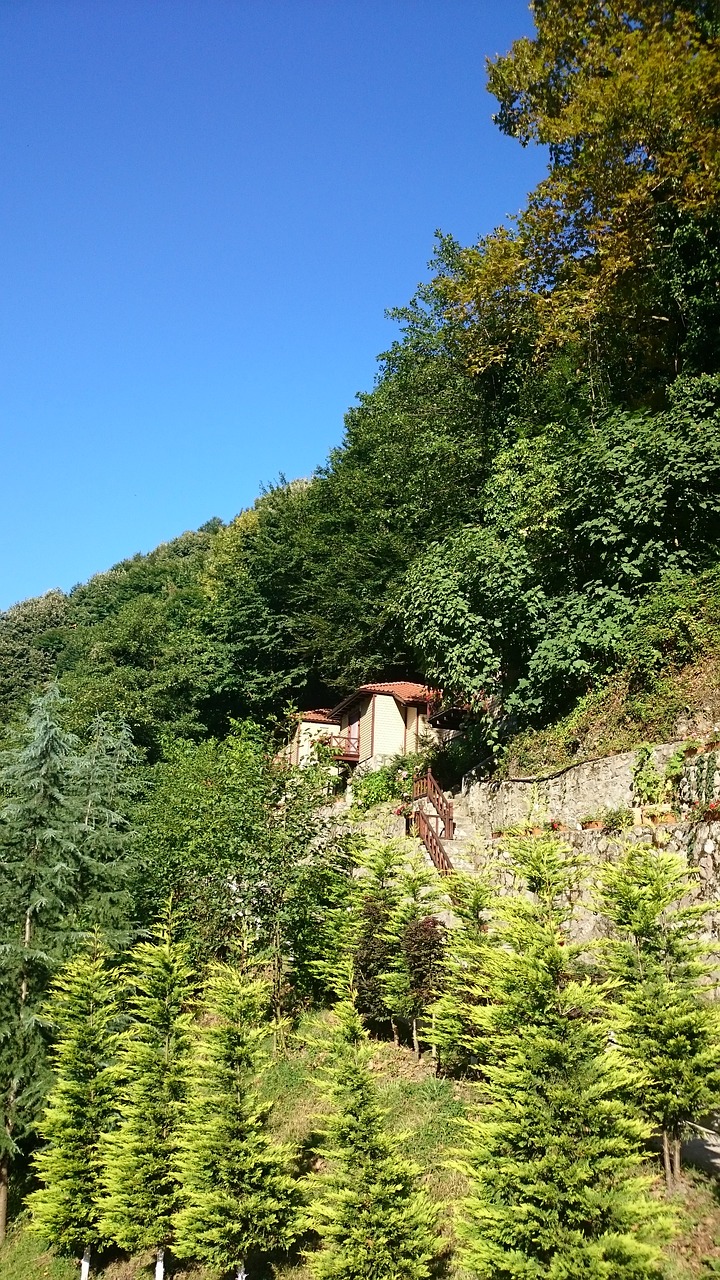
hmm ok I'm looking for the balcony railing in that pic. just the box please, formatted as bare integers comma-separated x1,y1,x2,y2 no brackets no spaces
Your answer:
321,733,360,762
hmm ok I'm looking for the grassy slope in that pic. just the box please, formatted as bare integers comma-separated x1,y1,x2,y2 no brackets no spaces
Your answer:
3,1011,720,1279
504,651,720,777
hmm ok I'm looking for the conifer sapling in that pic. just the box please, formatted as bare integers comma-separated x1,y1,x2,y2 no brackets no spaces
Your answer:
174,963,300,1280
306,977,439,1280
100,913,194,1280
29,934,119,1280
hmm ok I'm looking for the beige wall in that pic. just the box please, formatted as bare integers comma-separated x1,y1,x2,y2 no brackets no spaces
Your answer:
371,694,406,760
292,720,338,766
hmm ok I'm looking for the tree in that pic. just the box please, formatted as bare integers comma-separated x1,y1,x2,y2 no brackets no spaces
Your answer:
100,916,195,1280
456,836,671,1279
441,1,720,390
306,987,439,1280
598,843,720,1191
29,936,120,1279
174,964,300,1279
0,687,135,1244
325,840,406,1035
381,856,445,1058
237,752,351,1033
429,873,494,1075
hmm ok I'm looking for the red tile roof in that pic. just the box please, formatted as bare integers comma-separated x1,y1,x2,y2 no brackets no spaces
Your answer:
299,708,340,724
331,681,435,716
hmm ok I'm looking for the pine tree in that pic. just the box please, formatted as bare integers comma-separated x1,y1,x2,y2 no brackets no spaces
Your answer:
306,985,439,1280
29,935,119,1280
346,840,405,1034
100,915,194,1280
456,836,671,1280
380,855,445,1057
70,714,137,934
174,964,300,1279
598,844,720,1191
0,688,136,1242
429,872,494,1075
0,687,90,1246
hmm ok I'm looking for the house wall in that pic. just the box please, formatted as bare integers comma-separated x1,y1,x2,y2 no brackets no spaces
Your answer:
405,705,418,753
295,720,339,766
358,698,373,761
370,694,406,760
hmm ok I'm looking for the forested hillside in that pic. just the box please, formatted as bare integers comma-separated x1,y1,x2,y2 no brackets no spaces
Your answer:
3,0,720,764
3,3,720,1278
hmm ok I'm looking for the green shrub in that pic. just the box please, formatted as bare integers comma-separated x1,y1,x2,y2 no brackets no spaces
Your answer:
350,755,422,812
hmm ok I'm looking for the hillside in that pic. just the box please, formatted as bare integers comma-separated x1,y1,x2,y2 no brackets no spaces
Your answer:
2,4,720,1280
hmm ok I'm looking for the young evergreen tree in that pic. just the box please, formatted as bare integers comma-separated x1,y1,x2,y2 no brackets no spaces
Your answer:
100,916,194,1280
598,844,720,1191
29,935,120,1280
456,836,671,1279
0,688,136,1242
380,856,445,1057
342,840,405,1034
429,872,494,1075
174,964,300,1279
306,984,439,1280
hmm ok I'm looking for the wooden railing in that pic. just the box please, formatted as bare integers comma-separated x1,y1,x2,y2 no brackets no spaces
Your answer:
321,734,360,762
412,769,454,838
412,809,453,875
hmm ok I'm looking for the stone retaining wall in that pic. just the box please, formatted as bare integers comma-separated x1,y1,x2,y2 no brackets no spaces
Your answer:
467,820,720,944
462,742,711,835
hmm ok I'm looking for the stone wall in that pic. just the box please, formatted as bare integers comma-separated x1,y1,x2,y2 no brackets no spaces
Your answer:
464,819,720,944
463,742,703,836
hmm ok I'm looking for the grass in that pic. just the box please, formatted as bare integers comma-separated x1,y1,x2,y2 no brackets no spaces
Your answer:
4,1012,720,1279
0,1226,77,1280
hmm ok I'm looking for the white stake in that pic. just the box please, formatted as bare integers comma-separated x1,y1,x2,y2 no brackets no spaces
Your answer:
155,1247,165,1280
80,1245,91,1280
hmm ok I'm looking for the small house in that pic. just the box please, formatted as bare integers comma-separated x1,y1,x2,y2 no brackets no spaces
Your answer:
286,681,442,772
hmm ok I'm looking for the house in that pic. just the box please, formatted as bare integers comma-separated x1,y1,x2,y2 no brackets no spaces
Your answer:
286,681,441,771
285,707,342,767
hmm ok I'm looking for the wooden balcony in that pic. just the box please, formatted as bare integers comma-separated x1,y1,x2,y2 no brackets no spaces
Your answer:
321,733,360,763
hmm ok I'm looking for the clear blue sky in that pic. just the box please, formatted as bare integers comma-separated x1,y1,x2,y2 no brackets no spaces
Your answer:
0,0,546,609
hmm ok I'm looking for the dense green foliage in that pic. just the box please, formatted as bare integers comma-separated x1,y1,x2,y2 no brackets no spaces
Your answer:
0,5,718,760
29,939,119,1263
599,846,720,1190
174,965,299,1275
456,838,672,1279
3,3,720,1276
99,921,195,1270
306,990,439,1280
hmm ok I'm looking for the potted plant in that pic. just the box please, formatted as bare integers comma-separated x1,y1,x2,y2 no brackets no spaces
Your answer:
580,812,603,831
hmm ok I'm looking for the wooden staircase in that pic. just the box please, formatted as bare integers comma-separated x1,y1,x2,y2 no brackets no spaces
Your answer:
408,769,479,876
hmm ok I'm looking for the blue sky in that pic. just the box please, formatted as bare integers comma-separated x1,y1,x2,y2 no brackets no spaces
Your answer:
0,0,546,609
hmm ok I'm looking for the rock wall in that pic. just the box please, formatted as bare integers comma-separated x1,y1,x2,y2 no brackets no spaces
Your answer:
466,819,720,944
463,742,700,835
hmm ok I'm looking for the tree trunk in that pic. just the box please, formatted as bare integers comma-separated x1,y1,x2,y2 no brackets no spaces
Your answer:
155,1247,165,1280
390,1018,399,1047
672,1132,682,1185
412,1017,421,1060
80,1245,91,1280
0,1153,8,1245
662,1130,674,1193
236,1263,247,1280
